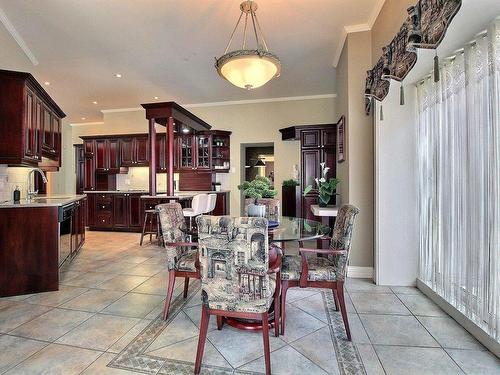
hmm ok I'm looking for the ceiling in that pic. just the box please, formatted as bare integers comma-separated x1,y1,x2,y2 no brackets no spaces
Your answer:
0,0,383,123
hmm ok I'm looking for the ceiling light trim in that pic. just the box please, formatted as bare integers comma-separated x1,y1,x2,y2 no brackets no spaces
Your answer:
332,0,386,68
0,7,38,66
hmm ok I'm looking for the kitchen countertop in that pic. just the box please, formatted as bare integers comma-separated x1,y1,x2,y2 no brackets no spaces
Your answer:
0,194,86,208
83,190,148,194
141,190,230,199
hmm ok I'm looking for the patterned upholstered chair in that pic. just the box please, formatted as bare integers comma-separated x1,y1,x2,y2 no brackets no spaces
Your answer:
280,204,360,340
244,198,281,220
194,216,280,375
156,203,200,320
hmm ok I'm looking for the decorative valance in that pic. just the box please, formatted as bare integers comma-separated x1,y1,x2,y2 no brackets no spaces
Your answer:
365,0,462,114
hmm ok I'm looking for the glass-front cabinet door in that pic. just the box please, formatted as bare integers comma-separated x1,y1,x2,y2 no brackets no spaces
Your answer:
180,135,194,169
196,134,211,169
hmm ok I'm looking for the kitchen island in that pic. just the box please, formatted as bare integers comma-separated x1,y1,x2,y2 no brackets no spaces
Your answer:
0,195,86,297
84,190,229,232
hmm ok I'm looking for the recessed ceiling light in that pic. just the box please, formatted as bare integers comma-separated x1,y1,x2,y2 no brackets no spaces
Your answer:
182,127,189,134
81,117,86,120
114,73,122,78
92,101,98,104
154,96,159,100
44,81,50,86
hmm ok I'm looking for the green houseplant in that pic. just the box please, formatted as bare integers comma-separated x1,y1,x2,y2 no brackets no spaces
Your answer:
303,162,340,207
282,179,299,187
238,176,277,216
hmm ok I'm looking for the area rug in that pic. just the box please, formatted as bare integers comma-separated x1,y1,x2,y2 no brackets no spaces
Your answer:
108,281,366,374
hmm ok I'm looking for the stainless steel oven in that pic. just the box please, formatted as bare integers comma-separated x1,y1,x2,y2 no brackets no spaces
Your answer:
58,202,75,267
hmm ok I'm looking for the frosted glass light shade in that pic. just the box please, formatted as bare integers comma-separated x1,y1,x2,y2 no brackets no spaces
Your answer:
216,50,280,90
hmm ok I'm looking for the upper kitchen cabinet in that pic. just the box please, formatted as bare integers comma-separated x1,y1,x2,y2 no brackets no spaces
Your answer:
0,69,65,167
95,138,120,173
120,136,149,166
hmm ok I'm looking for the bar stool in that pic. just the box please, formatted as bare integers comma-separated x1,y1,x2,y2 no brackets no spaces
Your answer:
205,193,217,214
183,194,208,229
140,209,160,246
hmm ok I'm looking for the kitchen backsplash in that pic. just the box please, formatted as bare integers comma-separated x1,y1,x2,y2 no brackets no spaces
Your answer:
0,165,31,201
115,167,230,192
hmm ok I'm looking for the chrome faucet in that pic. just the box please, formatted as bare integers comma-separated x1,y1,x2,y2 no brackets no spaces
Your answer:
27,168,48,201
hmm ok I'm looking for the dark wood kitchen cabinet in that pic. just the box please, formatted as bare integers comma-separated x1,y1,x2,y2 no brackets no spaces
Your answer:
0,69,65,167
179,134,195,170
280,121,338,220
83,140,96,191
120,136,149,167
155,133,178,173
88,192,142,231
95,139,119,173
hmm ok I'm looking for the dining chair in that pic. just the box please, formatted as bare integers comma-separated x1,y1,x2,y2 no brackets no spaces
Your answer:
244,198,280,220
157,203,200,321
280,204,360,340
183,193,208,229
194,216,280,375
204,193,217,214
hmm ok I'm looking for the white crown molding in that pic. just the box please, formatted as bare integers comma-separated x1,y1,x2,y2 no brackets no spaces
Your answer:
0,7,38,66
70,121,105,126
183,94,337,108
99,94,338,114
332,0,386,68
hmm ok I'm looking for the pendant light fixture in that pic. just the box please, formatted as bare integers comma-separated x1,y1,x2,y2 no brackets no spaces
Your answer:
215,1,281,90
254,158,266,167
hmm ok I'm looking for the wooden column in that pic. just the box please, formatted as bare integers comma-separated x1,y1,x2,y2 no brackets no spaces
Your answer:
149,118,157,195
167,116,174,195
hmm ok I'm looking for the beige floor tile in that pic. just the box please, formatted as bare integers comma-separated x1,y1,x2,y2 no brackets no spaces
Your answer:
81,352,137,374
280,304,326,343
375,345,463,375
0,335,48,373
60,289,127,312
0,302,53,333
360,314,439,347
417,316,485,350
398,293,447,317
132,275,168,295
23,286,88,307
56,314,140,351
107,319,152,353
446,348,500,375
356,344,385,375
146,311,200,353
238,345,328,374
5,343,101,375
290,326,340,374
121,263,166,277
102,293,164,318
10,308,93,342
62,271,116,288
96,275,150,292
390,286,422,295
345,278,392,294
350,292,411,315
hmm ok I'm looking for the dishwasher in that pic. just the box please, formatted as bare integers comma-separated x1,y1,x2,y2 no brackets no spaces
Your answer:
58,202,75,267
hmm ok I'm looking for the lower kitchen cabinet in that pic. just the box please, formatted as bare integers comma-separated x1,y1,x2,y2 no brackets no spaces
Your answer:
87,192,143,232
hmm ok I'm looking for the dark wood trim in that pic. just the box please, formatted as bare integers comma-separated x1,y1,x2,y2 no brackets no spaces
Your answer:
167,116,174,195
148,118,156,195
141,101,211,131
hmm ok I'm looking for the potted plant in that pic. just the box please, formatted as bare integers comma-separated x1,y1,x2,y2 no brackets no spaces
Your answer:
238,176,278,217
213,182,222,191
303,163,340,207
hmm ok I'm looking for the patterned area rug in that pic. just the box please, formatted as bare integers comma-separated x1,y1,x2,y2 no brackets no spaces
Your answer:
108,281,366,374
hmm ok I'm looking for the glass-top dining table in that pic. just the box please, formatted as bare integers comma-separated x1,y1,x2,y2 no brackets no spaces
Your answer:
266,216,331,243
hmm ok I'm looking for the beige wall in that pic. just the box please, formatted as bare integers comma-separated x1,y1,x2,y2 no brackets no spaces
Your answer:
336,31,374,268
67,98,337,217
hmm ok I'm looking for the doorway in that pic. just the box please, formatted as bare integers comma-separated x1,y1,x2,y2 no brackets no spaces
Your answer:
240,143,274,214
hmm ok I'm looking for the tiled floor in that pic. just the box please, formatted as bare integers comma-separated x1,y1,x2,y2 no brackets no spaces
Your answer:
0,231,498,374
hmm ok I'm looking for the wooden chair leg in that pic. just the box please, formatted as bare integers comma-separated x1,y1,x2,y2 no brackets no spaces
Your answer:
183,277,190,299
262,312,271,375
333,289,340,311
162,271,176,321
274,275,281,337
216,315,223,330
336,282,351,341
195,305,210,375
149,215,153,243
280,281,289,335
140,213,148,246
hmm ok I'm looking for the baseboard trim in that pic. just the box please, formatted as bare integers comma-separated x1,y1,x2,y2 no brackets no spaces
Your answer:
417,279,500,357
347,266,374,279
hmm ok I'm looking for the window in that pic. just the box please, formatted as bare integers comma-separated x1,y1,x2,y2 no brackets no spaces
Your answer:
417,19,500,343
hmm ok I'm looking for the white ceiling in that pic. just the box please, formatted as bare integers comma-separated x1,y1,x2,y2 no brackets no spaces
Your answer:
0,0,383,122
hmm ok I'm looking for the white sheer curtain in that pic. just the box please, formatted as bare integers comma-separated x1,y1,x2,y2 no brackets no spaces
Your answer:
417,18,500,343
